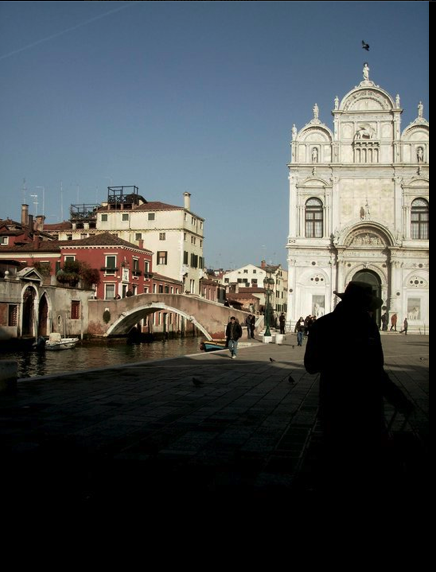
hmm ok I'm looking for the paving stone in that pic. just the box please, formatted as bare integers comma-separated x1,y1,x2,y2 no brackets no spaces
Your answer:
0,334,429,507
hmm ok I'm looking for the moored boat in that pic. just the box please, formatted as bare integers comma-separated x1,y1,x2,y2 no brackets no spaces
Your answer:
45,333,79,351
200,340,227,353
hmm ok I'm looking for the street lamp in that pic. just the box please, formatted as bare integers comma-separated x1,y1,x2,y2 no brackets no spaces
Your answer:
263,268,275,337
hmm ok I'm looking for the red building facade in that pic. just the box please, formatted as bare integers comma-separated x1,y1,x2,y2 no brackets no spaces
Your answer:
0,232,182,301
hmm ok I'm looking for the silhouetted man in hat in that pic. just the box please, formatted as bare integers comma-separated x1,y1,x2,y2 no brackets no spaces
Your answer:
304,281,412,496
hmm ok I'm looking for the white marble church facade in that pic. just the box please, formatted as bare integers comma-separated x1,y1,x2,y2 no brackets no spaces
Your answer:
286,65,429,333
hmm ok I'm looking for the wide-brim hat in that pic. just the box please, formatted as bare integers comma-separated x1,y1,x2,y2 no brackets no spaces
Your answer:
334,281,383,311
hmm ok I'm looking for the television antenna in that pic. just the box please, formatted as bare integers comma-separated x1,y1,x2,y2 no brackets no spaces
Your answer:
36,186,45,216
22,178,27,204
29,193,38,215
60,181,64,220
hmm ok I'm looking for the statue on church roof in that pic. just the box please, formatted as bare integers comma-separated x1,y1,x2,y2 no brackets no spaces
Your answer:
292,124,297,140
363,62,370,81
313,103,319,120
396,94,401,108
418,101,424,118
334,96,339,110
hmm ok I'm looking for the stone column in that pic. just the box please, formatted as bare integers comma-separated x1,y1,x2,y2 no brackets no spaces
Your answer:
394,176,403,236
389,256,403,313
403,203,411,240
331,176,340,233
288,175,298,237
336,254,347,293
299,202,305,238
286,258,297,325
328,253,338,314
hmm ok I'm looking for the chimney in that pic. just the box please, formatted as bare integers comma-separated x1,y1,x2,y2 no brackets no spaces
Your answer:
28,214,34,232
36,215,46,232
183,192,191,211
138,239,144,249
21,204,29,226
261,260,266,269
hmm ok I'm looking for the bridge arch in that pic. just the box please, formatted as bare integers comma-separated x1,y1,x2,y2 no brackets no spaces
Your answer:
106,302,213,340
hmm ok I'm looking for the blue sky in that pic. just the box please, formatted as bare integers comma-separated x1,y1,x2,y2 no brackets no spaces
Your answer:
0,1,429,269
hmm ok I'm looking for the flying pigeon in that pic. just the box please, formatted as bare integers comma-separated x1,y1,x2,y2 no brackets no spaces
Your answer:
192,377,204,387
362,40,370,51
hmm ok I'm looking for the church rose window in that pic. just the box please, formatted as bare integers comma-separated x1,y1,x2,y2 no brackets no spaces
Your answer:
305,198,323,238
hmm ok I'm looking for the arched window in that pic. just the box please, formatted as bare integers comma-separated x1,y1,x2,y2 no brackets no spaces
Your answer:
305,198,323,238
411,198,429,240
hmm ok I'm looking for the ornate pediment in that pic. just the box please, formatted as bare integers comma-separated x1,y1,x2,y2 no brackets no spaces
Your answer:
16,267,43,283
346,230,387,247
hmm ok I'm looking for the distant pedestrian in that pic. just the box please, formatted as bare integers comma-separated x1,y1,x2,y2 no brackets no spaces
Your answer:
245,314,253,338
381,312,388,331
250,315,256,339
399,318,409,335
390,313,398,331
295,317,305,346
279,312,286,334
226,316,242,359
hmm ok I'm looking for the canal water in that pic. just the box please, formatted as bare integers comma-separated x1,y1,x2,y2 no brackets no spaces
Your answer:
1,337,205,379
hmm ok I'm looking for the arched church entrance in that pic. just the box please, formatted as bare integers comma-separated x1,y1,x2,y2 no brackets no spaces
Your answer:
352,269,383,326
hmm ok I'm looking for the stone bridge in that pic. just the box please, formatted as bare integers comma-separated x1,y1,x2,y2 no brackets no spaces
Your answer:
87,294,250,340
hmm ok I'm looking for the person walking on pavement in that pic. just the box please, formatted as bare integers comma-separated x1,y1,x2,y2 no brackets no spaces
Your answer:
399,317,409,335
226,316,243,359
250,314,256,339
381,311,388,331
295,317,305,347
304,281,413,496
245,314,253,338
279,312,286,335
390,313,398,331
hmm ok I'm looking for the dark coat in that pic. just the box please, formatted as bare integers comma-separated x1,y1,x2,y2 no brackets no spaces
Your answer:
304,301,413,492
226,322,243,342
305,302,390,445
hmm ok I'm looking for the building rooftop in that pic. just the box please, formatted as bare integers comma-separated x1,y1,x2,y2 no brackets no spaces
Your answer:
59,232,153,253
0,232,153,254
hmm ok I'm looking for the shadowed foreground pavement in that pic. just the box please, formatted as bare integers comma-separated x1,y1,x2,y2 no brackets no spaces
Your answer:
0,334,429,510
